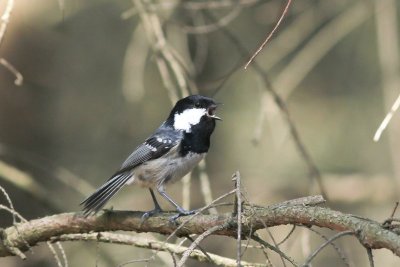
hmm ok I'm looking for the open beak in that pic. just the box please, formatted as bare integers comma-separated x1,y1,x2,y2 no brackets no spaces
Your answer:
207,105,222,121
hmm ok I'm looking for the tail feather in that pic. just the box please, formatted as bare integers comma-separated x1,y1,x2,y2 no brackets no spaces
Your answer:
80,173,132,216
85,175,130,213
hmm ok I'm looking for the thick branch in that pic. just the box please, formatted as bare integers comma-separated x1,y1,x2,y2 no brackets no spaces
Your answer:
1,196,399,258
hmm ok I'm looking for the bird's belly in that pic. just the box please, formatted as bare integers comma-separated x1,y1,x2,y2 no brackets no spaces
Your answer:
128,152,206,187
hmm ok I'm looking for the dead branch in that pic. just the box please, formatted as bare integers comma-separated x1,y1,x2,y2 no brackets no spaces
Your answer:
1,195,400,261
51,232,262,267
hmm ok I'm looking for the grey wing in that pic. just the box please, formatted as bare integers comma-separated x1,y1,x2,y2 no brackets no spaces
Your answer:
121,127,183,170
121,138,177,170
120,143,156,170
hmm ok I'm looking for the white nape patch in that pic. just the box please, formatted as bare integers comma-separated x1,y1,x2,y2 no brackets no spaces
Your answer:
174,108,206,132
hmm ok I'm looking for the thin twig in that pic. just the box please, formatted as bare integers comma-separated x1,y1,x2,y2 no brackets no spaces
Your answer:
307,226,350,267
169,251,177,267
232,172,242,266
383,218,400,224
185,235,213,263
46,241,63,267
374,94,400,142
177,224,227,267
390,202,399,218
258,243,273,267
0,58,23,86
277,225,296,246
56,241,68,267
302,231,354,266
244,0,292,69
0,204,26,222
0,185,16,224
383,202,400,227
118,258,150,267
268,227,287,267
251,234,299,267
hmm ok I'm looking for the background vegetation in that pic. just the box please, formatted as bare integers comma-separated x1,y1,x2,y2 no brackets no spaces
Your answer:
1,0,400,266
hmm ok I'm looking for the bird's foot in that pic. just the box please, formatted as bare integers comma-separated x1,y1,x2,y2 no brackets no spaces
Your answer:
169,208,196,222
141,207,163,223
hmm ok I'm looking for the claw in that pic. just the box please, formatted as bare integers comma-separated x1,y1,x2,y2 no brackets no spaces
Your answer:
169,209,196,222
141,207,163,224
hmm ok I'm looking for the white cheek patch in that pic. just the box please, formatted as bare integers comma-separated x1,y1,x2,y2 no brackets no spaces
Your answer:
174,108,206,132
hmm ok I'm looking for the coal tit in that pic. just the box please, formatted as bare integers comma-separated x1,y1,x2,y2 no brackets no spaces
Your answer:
81,95,221,219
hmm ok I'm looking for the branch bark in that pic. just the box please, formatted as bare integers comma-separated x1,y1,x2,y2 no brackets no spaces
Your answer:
1,196,399,259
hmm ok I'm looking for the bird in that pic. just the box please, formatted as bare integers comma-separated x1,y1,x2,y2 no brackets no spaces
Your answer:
80,95,221,219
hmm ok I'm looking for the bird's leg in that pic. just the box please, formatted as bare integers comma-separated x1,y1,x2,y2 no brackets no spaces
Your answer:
141,189,163,221
149,188,163,211
157,186,195,221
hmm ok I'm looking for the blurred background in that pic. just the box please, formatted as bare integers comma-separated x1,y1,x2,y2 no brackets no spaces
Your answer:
1,0,400,266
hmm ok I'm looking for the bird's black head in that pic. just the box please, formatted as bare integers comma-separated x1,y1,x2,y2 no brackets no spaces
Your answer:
165,95,221,132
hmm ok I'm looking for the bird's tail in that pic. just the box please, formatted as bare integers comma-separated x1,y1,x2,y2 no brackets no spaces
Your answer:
80,173,132,216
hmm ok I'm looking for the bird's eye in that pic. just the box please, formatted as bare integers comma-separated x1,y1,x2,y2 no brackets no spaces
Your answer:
194,102,201,108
